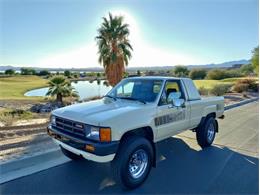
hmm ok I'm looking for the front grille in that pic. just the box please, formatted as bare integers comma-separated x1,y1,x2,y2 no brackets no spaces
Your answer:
54,117,85,137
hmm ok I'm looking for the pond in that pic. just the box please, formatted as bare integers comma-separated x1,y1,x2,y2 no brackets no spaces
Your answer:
24,80,112,100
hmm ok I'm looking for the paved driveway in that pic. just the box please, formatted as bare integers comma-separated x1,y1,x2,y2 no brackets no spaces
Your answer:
1,102,259,194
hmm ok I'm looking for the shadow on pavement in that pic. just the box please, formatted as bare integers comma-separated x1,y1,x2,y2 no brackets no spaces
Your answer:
1,137,259,194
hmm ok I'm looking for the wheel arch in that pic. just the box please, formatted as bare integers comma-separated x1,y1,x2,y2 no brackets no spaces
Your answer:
197,112,218,132
119,126,157,167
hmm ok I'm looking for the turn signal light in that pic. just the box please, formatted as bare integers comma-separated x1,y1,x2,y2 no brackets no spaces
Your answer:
100,128,111,142
85,144,95,152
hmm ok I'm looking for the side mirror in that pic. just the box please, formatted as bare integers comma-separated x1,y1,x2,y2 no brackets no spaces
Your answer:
172,98,185,107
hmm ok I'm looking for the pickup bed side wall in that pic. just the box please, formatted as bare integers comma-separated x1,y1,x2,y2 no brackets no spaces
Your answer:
188,97,224,129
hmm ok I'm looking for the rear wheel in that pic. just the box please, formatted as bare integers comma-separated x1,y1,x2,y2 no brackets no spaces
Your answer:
60,146,84,160
112,136,153,189
196,117,217,148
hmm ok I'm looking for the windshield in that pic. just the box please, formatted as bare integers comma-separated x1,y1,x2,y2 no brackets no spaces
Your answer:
107,79,163,103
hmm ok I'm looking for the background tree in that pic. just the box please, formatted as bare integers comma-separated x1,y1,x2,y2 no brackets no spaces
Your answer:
46,76,78,103
137,70,141,76
21,68,36,75
189,69,207,79
96,13,133,86
5,69,15,75
240,64,254,75
251,46,259,75
64,70,71,77
37,70,50,76
173,65,189,77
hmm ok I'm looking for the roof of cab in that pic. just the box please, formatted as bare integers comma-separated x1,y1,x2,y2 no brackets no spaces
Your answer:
123,76,186,81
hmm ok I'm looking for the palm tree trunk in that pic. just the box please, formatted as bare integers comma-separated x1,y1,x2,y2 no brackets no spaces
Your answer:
57,93,63,103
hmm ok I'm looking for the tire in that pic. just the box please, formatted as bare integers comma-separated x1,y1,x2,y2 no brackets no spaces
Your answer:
196,117,217,148
60,146,84,160
112,136,154,189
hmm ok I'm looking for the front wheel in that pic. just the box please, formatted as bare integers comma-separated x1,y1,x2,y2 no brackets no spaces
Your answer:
112,136,153,189
196,117,217,148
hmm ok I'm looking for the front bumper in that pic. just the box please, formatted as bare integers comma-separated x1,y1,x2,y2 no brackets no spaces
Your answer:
47,125,119,163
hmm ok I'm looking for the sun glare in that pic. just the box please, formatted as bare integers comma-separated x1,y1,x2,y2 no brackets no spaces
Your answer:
37,9,201,68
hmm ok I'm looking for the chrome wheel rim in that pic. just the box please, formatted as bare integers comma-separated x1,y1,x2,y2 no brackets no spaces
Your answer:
207,123,215,142
128,149,148,179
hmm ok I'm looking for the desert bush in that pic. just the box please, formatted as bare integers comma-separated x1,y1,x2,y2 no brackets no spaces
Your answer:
0,109,34,126
232,78,258,92
189,69,207,79
232,83,249,93
198,86,209,96
210,84,232,96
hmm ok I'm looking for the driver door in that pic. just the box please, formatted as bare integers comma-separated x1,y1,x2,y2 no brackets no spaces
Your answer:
155,80,190,141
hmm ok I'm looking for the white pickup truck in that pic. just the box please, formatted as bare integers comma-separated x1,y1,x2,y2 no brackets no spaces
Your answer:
47,76,224,189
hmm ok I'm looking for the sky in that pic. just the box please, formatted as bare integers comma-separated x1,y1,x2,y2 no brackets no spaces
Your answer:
0,0,259,68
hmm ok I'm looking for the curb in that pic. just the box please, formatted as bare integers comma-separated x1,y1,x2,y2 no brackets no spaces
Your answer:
224,97,258,111
0,98,258,185
0,149,70,184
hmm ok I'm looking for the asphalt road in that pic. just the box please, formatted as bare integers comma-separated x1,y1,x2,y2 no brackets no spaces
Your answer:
1,102,259,194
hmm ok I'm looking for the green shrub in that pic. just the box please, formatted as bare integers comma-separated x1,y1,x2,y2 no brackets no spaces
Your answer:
206,69,228,80
198,86,209,96
210,84,232,96
226,69,243,78
189,69,207,80
206,69,242,80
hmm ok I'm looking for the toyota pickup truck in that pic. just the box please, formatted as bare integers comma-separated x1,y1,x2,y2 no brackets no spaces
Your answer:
47,76,224,189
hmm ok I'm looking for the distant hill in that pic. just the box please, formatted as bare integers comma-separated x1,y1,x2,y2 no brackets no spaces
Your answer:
186,59,250,69
0,59,250,72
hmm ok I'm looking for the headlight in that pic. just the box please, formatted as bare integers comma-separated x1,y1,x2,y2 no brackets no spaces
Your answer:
51,115,56,125
86,126,100,141
86,126,111,142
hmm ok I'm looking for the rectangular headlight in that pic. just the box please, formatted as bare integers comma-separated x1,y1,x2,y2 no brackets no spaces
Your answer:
85,126,111,142
51,115,56,125
86,126,100,141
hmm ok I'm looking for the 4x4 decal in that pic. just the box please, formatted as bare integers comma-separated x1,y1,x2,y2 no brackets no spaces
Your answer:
155,110,185,126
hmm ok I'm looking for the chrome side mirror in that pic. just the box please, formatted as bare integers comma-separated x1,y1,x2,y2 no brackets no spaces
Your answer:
172,98,185,107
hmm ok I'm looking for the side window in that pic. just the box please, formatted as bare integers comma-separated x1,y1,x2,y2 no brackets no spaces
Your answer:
159,81,183,106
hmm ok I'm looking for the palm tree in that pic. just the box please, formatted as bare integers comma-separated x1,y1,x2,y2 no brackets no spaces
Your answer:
96,13,133,86
46,76,78,103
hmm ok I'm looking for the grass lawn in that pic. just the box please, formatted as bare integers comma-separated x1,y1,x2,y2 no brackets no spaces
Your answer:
194,80,225,89
0,76,48,100
194,77,259,89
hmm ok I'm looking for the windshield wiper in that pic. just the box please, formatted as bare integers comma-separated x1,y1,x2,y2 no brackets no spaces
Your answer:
104,95,117,101
118,97,146,104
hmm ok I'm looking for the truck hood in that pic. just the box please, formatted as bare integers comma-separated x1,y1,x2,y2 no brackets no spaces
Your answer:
52,98,149,125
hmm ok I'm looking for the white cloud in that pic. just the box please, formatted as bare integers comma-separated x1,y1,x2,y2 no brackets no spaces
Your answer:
36,9,202,68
